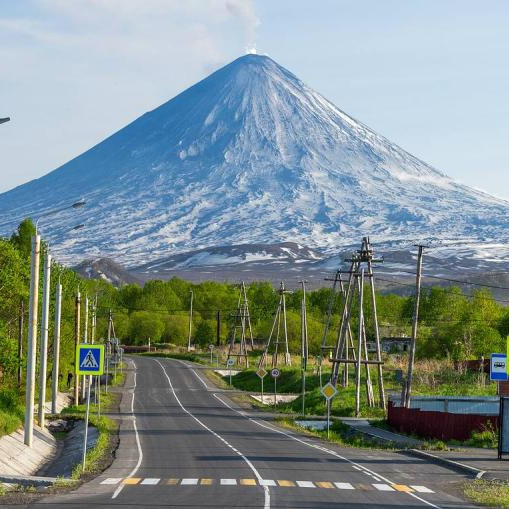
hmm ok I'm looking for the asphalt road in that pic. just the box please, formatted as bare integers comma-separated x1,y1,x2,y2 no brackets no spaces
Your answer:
28,356,476,508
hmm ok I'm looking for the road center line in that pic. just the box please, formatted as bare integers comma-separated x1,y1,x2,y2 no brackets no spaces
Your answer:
156,359,270,509
112,359,143,500
212,392,441,509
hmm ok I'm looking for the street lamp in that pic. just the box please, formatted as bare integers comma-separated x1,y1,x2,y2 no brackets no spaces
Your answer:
24,200,86,446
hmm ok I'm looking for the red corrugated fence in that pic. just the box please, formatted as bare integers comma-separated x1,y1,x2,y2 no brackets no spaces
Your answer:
387,401,498,441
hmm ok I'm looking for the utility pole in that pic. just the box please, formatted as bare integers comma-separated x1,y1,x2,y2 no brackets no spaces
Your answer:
38,253,52,427
81,296,89,401
51,280,62,414
74,291,81,405
24,234,40,447
187,290,193,352
300,280,308,416
403,244,426,408
216,310,221,346
18,300,24,387
355,269,364,418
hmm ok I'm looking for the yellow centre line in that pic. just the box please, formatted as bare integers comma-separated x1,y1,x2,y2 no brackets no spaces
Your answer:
392,484,414,492
167,479,180,485
200,479,213,485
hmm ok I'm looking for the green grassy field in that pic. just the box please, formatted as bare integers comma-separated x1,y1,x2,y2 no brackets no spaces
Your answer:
0,389,24,437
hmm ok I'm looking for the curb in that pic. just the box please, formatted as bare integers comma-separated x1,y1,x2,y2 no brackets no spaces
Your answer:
0,474,74,487
404,448,486,479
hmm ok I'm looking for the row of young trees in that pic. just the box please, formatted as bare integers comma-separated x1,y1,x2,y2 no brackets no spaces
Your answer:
1,219,509,391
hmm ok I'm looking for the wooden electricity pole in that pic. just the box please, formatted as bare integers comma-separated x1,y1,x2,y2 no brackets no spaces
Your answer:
403,244,426,408
74,291,81,405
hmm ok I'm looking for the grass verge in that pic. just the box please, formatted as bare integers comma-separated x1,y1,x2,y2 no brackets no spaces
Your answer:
464,480,509,507
276,418,395,450
0,389,24,437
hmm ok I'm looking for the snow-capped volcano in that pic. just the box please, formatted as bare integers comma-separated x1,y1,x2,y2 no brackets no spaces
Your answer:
0,54,507,267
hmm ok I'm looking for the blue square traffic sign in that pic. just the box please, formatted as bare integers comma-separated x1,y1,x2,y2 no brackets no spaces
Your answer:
490,353,507,381
76,344,104,375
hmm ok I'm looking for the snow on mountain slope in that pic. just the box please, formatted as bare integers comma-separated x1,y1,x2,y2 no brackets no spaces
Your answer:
0,54,507,267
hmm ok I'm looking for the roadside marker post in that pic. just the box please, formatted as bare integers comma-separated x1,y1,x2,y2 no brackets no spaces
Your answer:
227,358,234,387
76,344,104,472
209,344,214,365
256,368,267,403
321,382,338,438
271,368,280,408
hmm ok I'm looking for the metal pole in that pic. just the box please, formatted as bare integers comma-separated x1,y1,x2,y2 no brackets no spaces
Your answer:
187,290,193,351
261,377,264,404
216,310,221,347
18,300,24,387
355,270,364,418
404,245,425,408
82,375,92,472
106,309,112,394
24,234,40,447
274,378,277,408
74,291,81,405
51,281,62,414
300,280,308,417
38,254,51,427
327,399,331,438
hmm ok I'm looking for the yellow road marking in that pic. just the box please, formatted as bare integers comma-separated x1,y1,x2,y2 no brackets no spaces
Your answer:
240,479,257,486
315,481,334,489
277,480,295,487
122,478,140,485
392,484,414,492
355,484,373,491
200,478,213,485
167,479,180,485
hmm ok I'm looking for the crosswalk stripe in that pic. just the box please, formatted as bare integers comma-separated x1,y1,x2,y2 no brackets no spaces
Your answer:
181,479,198,485
220,479,237,485
315,481,334,489
140,478,160,485
109,477,435,494
411,485,434,493
334,482,355,490
373,483,395,491
296,481,315,488
240,479,257,486
100,478,122,485
122,478,141,485
392,484,414,492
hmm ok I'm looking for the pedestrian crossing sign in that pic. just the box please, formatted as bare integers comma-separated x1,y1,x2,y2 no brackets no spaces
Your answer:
76,344,105,375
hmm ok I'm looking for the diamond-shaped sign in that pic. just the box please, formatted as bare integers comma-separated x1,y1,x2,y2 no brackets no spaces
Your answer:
321,382,338,401
256,368,267,379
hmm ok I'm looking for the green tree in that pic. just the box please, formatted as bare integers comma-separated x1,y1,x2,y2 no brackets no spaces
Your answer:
194,320,215,346
127,311,164,345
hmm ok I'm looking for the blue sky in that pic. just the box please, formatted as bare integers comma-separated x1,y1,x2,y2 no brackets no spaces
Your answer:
1,0,508,198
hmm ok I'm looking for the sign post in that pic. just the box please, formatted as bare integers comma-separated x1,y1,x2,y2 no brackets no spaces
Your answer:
76,344,104,471
321,382,338,438
256,368,267,403
227,358,234,387
271,368,280,408
209,344,214,364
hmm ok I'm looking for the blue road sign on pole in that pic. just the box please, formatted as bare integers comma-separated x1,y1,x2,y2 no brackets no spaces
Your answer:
490,353,507,381
76,344,104,375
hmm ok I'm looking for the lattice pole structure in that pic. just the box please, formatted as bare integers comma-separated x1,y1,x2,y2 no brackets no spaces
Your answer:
227,285,250,367
328,237,386,412
240,281,254,350
259,282,291,367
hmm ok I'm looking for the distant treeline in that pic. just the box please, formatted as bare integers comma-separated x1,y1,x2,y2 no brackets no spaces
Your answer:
1,219,509,390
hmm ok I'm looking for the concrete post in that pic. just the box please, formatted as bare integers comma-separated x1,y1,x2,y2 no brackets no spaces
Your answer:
51,282,62,414
24,234,40,447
